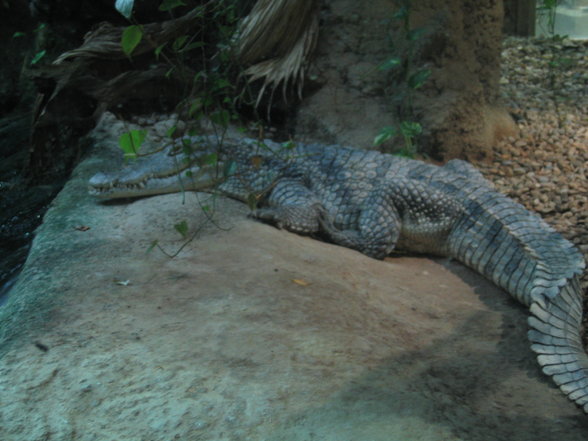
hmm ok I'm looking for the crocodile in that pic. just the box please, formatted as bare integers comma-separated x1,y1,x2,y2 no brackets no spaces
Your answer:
89,135,587,413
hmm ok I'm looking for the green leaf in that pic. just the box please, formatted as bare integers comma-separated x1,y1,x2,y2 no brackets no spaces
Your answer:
393,6,409,21
184,41,205,51
181,138,195,156
396,148,415,159
378,57,401,71
188,98,202,117
407,27,427,41
174,220,189,238
214,78,232,91
203,152,218,166
159,0,186,12
115,0,134,19
282,140,296,150
154,43,166,60
209,110,230,128
537,0,558,10
399,121,422,137
121,25,143,57
172,35,188,52
246,193,258,211
374,126,397,146
165,125,176,138
194,70,207,82
201,95,213,108
408,68,431,89
118,129,147,159
165,66,176,78
12,31,25,38
147,240,159,253
31,50,47,65
550,57,574,68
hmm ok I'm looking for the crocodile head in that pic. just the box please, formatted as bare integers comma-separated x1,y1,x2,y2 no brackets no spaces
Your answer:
88,136,223,199
89,136,288,201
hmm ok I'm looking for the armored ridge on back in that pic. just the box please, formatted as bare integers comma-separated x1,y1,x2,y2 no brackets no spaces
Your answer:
89,136,587,413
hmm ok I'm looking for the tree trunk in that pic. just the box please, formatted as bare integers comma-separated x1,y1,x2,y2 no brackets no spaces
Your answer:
410,0,517,160
293,0,516,160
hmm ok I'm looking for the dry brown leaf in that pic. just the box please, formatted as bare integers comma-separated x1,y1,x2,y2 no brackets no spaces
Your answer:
292,278,310,286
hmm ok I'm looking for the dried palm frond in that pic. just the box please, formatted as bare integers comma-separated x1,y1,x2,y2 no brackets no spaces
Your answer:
234,0,319,108
54,7,204,64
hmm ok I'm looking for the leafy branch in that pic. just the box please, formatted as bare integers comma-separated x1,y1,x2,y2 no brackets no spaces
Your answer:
375,1,430,157
114,0,247,257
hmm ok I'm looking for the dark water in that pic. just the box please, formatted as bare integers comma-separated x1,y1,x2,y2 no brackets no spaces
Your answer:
0,188,59,305
0,113,62,304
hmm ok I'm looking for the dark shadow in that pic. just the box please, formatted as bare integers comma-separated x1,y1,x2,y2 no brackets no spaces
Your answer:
266,255,588,439
280,289,588,439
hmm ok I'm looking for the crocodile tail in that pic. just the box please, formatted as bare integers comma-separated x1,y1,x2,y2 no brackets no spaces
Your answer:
528,276,588,413
443,183,587,412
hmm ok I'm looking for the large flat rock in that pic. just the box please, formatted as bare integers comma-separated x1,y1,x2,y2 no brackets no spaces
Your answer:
1,135,587,440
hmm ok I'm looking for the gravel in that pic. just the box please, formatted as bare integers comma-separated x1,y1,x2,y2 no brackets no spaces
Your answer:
473,37,587,342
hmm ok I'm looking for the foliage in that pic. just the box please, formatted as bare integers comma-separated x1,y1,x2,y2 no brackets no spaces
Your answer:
12,23,48,66
30,49,47,65
118,129,148,160
121,25,143,57
115,0,244,154
375,121,422,158
536,0,560,37
114,0,249,257
375,0,430,157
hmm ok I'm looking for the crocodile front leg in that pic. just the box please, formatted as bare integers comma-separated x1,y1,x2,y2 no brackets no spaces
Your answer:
318,188,402,259
252,178,325,234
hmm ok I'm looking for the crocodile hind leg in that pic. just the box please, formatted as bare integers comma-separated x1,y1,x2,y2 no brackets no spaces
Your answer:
252,178,325,234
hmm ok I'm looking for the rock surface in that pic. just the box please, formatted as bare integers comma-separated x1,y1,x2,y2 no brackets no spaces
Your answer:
1,118,588,440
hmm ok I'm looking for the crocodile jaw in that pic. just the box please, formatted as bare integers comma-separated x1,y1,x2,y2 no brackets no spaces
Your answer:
88,164,221,199
90,171,188,199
